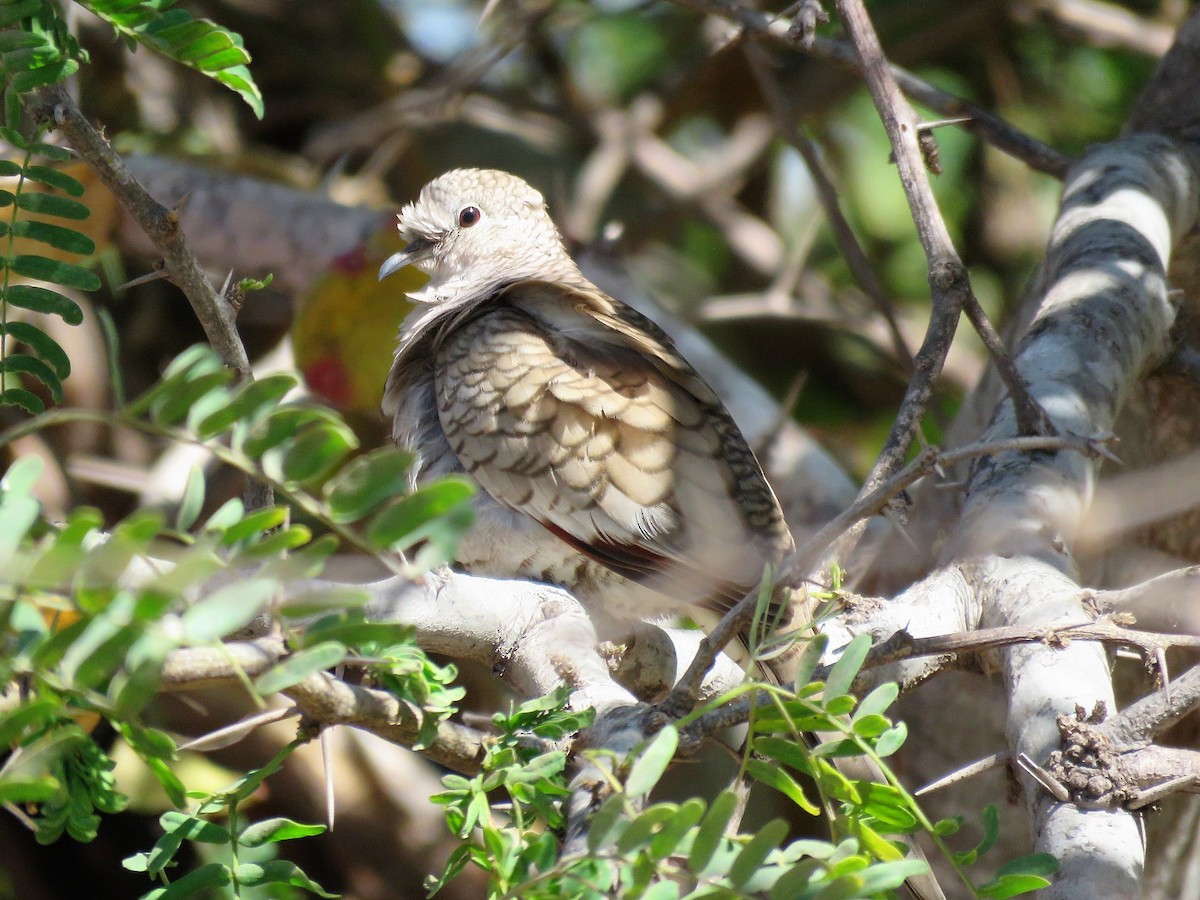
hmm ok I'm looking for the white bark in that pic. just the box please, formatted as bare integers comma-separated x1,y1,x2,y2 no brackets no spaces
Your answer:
941,135,1200,898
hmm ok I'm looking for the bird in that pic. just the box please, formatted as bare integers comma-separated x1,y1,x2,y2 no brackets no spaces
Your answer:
378,168,797,639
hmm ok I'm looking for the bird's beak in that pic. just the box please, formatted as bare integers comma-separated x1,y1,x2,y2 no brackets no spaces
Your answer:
378,237,432,281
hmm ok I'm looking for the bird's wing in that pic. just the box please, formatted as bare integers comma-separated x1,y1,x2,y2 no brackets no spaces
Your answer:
433,279,793,612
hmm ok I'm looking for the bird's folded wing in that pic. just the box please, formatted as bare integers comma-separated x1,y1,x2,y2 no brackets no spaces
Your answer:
433,280,791,609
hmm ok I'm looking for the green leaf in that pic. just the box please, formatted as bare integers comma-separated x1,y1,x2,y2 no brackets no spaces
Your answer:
237,816,326,847
858,781,918,832
120,722,177,760
0,386,44,413
3,283,84,323
851,713,891,738
649,796,705,860
825,633,871,700
80,0,264,117
13,190,90,220
194,372,297,439
125,343,222,416
10,58,79,92
253,642,346,694
854,682,899,721
0,456,44,563
770,859,825,899
933,816,963,837
2,351,62,402
791,633,828,690
299,619,413,650
754,736,814,776
640,882,679,900
615,803,678,854
7,254,100,290
239,404,344,458
688,789,737,874
746,758,818,815
1,321,70,377
857,859,931,894
976,875,1056,899
141,862,231,900
874,722,908,757
978,803,1001,856
625,725,678,797
180,577,276,643
0,451,41,492
0,3,44,30
274,421,357,487
22,165,85,196
29,142,73,163
0,698,59,746
217,505,285,544
996,852,1058,878
0,127,27,149
12,218,95,254
174,466,205,531
730,818,788,888
278,585,371,618
232,860,336,897
231,523,311,560
325,447,413,523
586,794,628,853
159,810,230,844
149,369,235,426
366,476,475,552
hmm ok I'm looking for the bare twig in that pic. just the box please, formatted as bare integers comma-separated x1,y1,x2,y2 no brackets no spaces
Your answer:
745,44,914,374
786,0,977,580
1099,662,1200,746
792,432,1114,576
28,85,273,510
656,586,763,718
29,84,250,382
666,0,1071,178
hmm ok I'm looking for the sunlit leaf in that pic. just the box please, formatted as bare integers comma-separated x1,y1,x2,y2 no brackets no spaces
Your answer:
624,725,678,797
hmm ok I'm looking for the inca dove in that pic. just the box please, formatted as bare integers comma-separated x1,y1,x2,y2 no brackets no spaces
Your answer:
379,168,795,630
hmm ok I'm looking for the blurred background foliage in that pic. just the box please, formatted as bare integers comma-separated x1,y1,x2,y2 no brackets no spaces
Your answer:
0,0,1183,897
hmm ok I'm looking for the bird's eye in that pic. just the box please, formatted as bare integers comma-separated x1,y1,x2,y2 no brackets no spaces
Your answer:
457,206,482,228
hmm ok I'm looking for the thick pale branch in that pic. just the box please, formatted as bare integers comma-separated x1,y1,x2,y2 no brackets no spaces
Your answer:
942,135,1200,897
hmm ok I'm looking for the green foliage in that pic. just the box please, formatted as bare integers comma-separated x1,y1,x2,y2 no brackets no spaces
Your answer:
122,745,334,898
426,638,1056,899
0,130,93,413
79,0,262,118
427,688,593,897
0,0,262,414
0,343,479,896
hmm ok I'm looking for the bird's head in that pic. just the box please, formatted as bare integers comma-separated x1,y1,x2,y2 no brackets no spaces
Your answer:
378,168,579,305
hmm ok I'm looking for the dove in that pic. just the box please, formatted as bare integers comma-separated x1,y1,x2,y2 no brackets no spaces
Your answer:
379,168,795,632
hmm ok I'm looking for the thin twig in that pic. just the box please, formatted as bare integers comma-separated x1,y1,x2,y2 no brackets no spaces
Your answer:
665,0,1071,178
745,43,915,374
29,84,250,382
1099,661,1200,746
791,432,1114,576
657,587,763,718
28,84,272,510
961,295,1055,436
